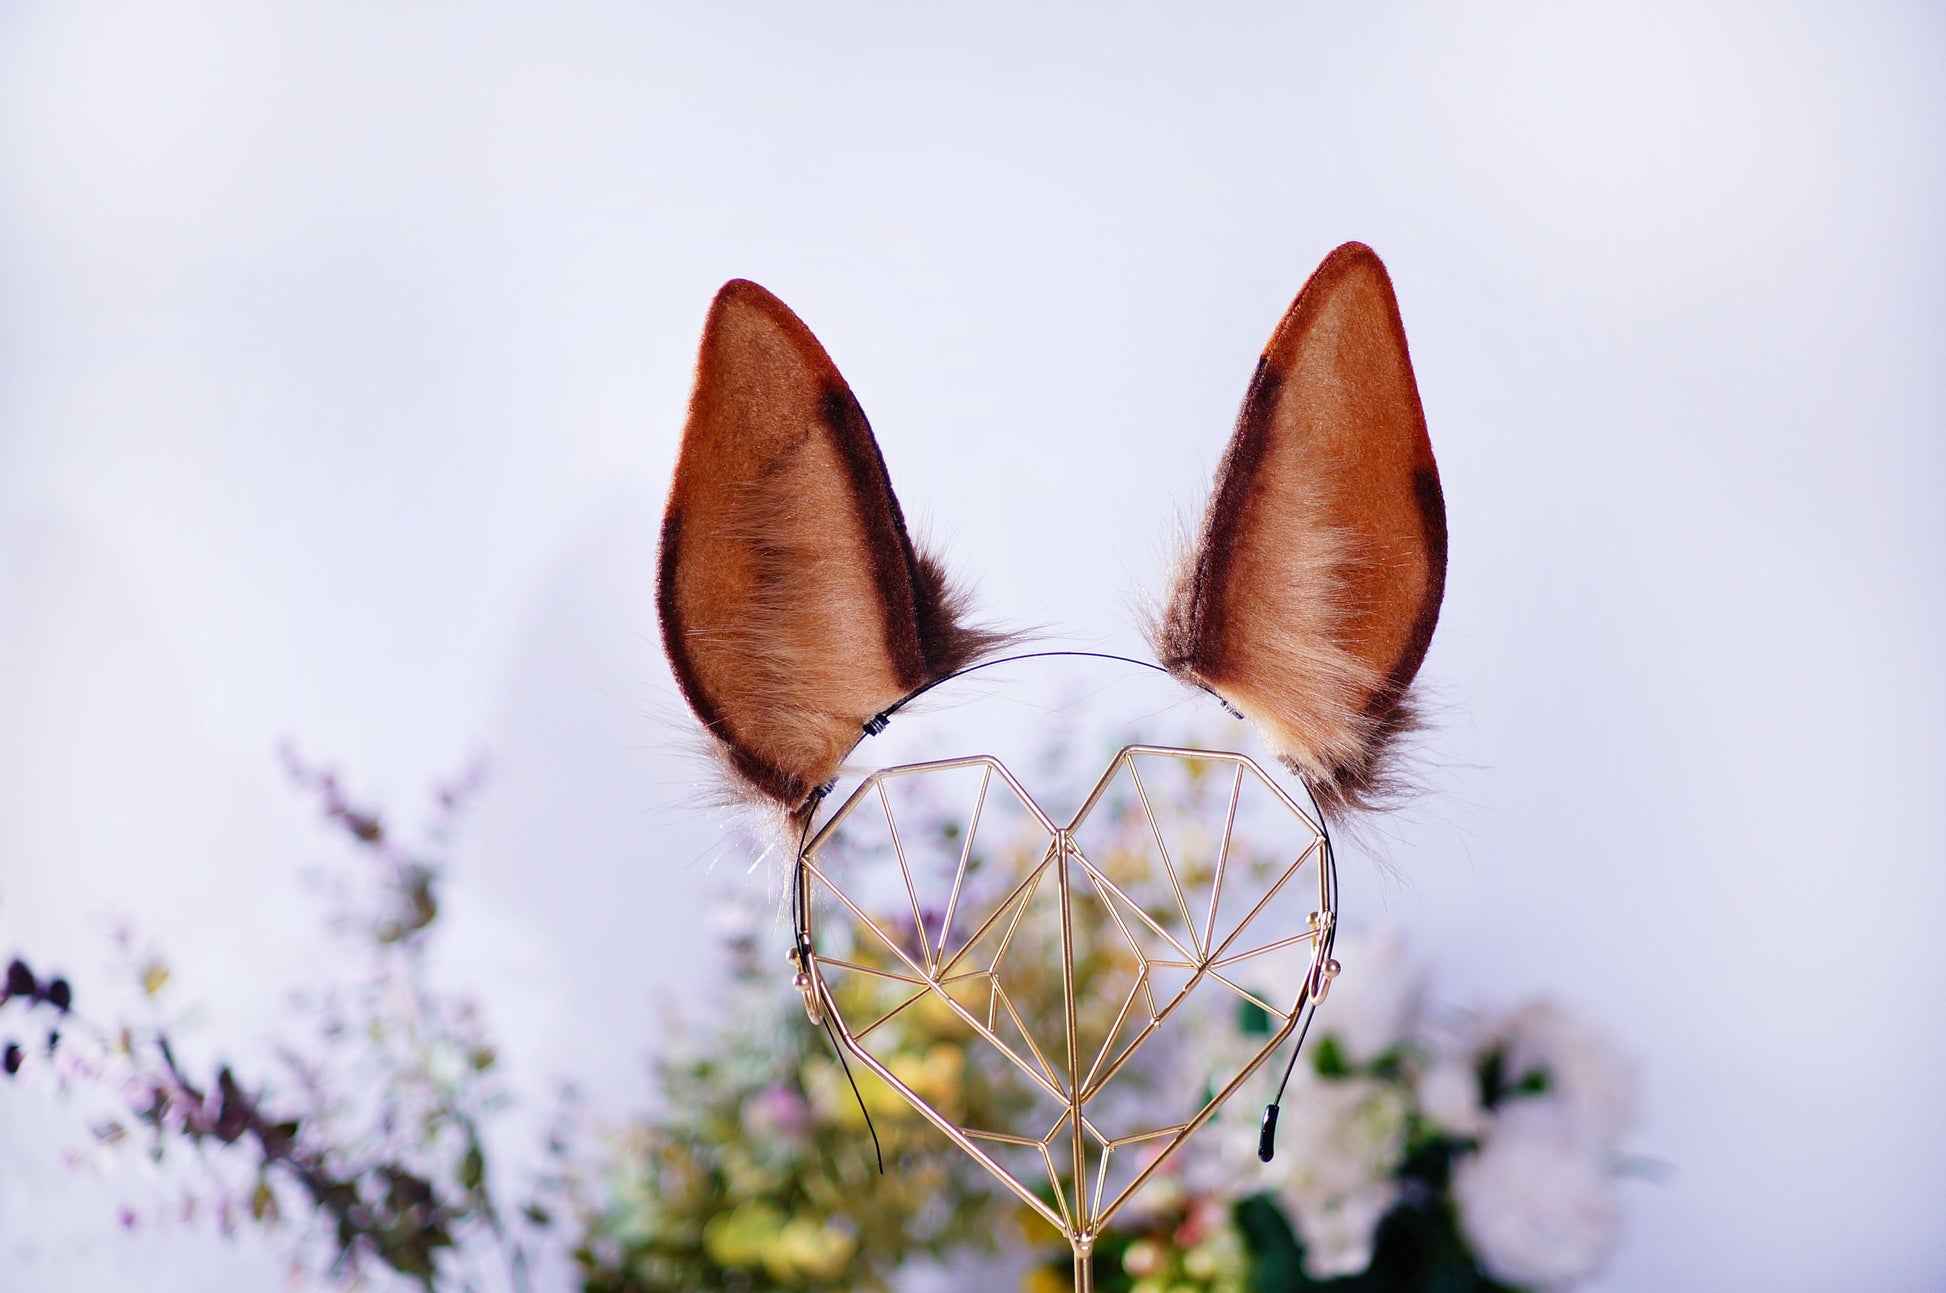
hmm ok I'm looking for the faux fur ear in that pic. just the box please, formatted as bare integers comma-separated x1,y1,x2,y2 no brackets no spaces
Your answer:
658,280,1003,814
1154,243,1447,820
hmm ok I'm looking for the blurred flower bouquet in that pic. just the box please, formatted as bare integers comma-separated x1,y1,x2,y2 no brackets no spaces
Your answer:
1,743,1639,1293
585,749,1642,1293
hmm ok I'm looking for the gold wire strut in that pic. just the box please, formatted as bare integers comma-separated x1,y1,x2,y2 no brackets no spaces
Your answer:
796,746,1339,1291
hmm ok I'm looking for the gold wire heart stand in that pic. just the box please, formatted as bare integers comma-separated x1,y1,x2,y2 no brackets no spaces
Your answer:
792,745,1338,1291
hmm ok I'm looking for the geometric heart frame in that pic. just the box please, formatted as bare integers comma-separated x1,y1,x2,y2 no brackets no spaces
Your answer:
791,745,1339,1291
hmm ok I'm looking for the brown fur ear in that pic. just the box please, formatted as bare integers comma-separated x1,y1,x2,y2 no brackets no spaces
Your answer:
658,280,1003,814
1153,243,1447,819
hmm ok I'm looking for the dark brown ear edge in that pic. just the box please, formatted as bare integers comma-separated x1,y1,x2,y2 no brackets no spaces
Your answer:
1383,463,1448,705
1314,462,1447,819
1154,351,1276,685
656,507,815,807
815,377,998,687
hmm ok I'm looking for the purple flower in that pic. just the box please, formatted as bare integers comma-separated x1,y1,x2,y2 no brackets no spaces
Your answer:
741,1083,812,1144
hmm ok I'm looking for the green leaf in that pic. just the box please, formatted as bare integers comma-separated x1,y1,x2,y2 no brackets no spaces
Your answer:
1237,997,1273,1036
1477,1046,1506,1110
250,1178,278,1226
460,1141,485,1193
1233,1194,1304,1293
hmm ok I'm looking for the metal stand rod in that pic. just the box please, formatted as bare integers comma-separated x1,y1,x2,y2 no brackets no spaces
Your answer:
1072,1240,1093,1293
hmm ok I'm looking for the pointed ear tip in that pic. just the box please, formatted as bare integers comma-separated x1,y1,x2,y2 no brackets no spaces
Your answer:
1314,241,1396,291
709,277,780,313
698,279,825,366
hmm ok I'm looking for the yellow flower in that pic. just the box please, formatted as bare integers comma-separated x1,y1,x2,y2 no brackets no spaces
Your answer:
802,1056,904,1127
1021,1265,1070,1293
701,1199,785,1269
1014,1203,1063,1248
891,1042,965,1117
764,1214,858,1284
913,979,985,1032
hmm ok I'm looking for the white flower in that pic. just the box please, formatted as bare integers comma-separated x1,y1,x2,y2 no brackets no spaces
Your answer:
423,1039,467,1088
1314,927,1422,1066
1453,1105,1621,1289
1269,1072,1409,1280
1499,1001,1634,1150
1296,1183,1397,1278
1415,1057,1484,1137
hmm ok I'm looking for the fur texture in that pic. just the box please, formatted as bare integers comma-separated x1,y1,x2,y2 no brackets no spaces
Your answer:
659,246,1444,828
1152,243,1446,821
658,280,1004,816
1152,485,1409,819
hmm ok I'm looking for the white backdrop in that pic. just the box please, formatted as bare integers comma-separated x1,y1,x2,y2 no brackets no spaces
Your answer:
2,4,1941,1289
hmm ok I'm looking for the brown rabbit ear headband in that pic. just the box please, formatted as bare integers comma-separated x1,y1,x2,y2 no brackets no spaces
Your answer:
656,242,1447,829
